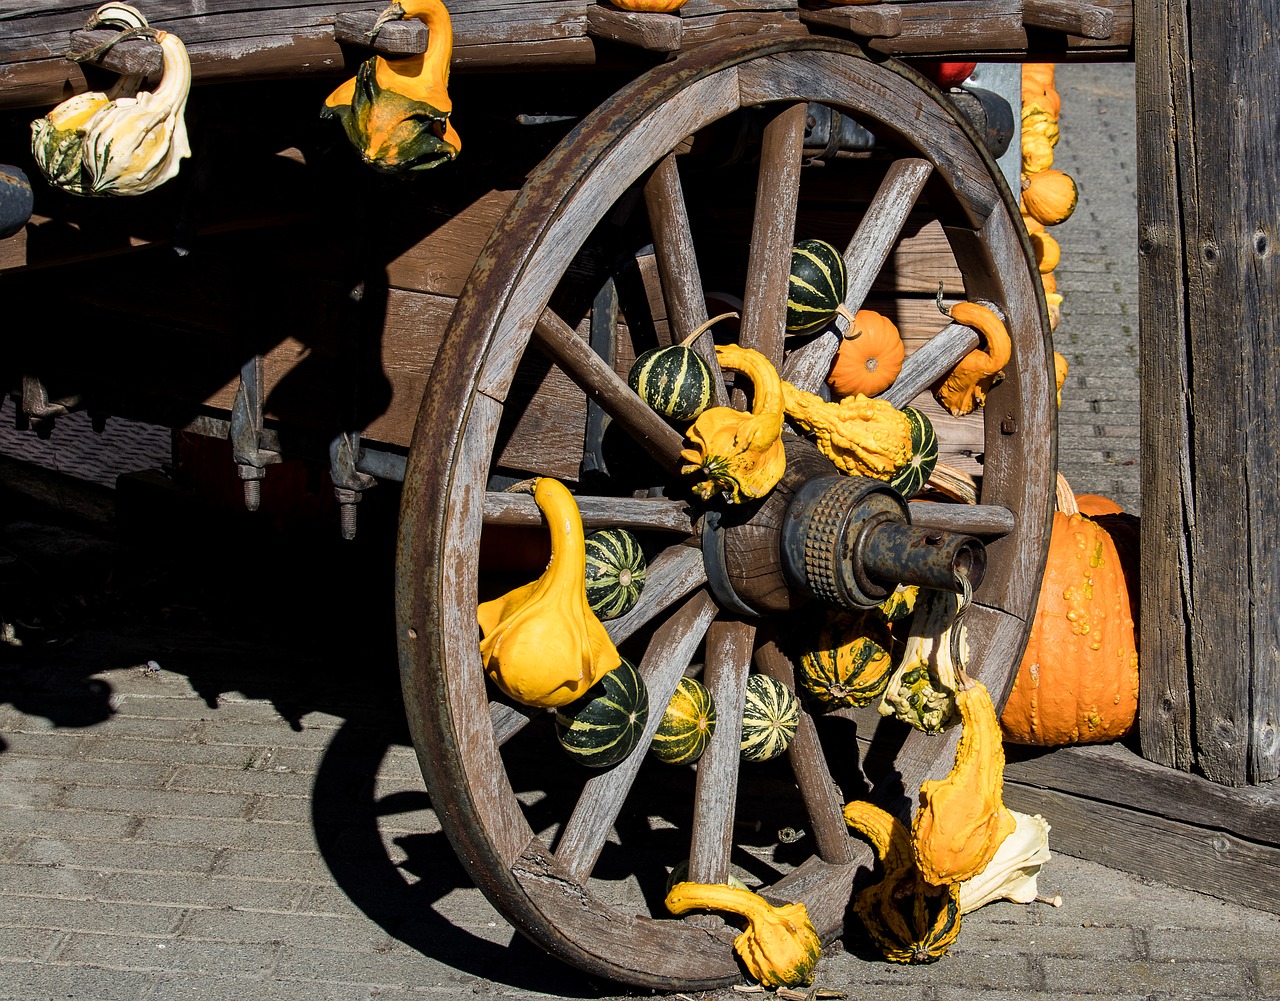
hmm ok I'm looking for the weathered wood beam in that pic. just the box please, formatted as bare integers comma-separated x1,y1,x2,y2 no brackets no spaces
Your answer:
1136,0,1279,785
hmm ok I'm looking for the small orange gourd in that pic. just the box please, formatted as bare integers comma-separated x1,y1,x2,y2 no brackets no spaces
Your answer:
827,309,905,398
1021,169,1078,226
931,293,1011,417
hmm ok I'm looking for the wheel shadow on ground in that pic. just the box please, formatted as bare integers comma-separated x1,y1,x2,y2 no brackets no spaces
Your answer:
0,487,621,995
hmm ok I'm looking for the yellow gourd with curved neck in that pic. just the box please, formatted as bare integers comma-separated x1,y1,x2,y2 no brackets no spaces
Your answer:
477,479,620,708
323,0,460,172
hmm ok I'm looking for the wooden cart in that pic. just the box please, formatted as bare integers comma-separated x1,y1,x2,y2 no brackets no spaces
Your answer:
0,1,1133,989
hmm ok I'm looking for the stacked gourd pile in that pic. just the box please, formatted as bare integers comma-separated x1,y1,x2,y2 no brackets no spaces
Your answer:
1020,61,1074,403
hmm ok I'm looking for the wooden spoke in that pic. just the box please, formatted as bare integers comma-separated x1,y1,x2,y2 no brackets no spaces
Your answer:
533,307,687,472
754,637,854,866
783,157,934,394
910,502,1017,538
483,492,695,534
555,591,720,882
877,320,979,410
687,619,756,884
738,102,807,371
645,154,730,409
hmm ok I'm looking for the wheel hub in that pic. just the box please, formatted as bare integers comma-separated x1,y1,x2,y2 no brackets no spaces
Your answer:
701,436,986,615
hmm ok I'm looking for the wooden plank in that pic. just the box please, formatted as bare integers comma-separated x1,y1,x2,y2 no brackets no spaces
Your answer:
862,2,1027,55
909,501,1015,538
1002,783,1280,916
1023,0,1114,39
1136,2,1279,785
585,6,683,51
555,590,718,881
1004,742,1280,847
688,619,755,884
1133,0,1194,773
799,4,903,39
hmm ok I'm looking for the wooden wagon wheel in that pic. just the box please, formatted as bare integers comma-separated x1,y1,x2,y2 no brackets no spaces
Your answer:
396,36,1053,990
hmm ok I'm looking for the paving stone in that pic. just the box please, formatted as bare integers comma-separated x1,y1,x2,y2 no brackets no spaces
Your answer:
0,926,66,963
0,861,107,899
13,836,219,876
1040,955,1252,996
0,896,184,937
0,958,158,1001
133,815,320,854
0,756,173,788
59,783,255,819
0,804,137,840
211,847,331,882
55,931,279,976
180,906,398,952
147,974,409,1000
96,870,310,912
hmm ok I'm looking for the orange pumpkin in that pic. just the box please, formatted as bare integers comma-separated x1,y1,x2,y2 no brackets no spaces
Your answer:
827,309,905,399
1000,482,1139,746
1076,494,1124,516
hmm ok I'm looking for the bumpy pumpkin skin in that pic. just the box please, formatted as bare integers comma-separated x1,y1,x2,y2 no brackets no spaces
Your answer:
1000,510,1139,745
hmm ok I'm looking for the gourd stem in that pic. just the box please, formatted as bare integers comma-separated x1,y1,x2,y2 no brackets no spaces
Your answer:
835,303,857,333
369,1,406,38
678,311,740,348
935,281,952,318
70,25,158,63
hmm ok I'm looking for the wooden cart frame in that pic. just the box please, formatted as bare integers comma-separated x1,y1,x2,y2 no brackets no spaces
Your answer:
2,0,1277,988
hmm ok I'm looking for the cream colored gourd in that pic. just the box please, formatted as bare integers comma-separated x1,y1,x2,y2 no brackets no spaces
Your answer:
477,478,621,707
878,588,967,733
31,5,191,196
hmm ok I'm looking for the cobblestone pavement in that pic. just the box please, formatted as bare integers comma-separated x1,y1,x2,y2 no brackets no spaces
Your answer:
0,61,1227,1001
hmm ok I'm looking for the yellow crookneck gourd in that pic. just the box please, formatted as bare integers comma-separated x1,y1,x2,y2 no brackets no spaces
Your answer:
680,343,786,503
476,478,620,708
878,587,968,733
323,0,461,173
31,3,192,196
780,382,912,480
931,290,1012,418
664,881,821,987
912,676,1017,887
843,800,962,964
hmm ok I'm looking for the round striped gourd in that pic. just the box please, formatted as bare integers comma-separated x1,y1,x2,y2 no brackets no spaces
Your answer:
584,529,646,620
889,407,939,499
555,658,649,768
798,611,895,709
650,676,716,765
628,345,713,422
786,239,847,334
740,674,800,763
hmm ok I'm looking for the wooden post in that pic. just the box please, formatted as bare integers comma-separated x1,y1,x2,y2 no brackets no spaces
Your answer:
1136,0,1280,785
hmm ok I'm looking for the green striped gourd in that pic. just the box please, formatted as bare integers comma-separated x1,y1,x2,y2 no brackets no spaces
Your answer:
628,344,713,422
888,407,939,499
650,676,716,765
740,674,800,762
584,528,646,620
786,239,847,334
555,657,649,768
797,611,895,709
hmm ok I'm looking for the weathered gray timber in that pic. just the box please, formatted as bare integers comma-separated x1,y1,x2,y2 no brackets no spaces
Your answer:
1136,0,1280,786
